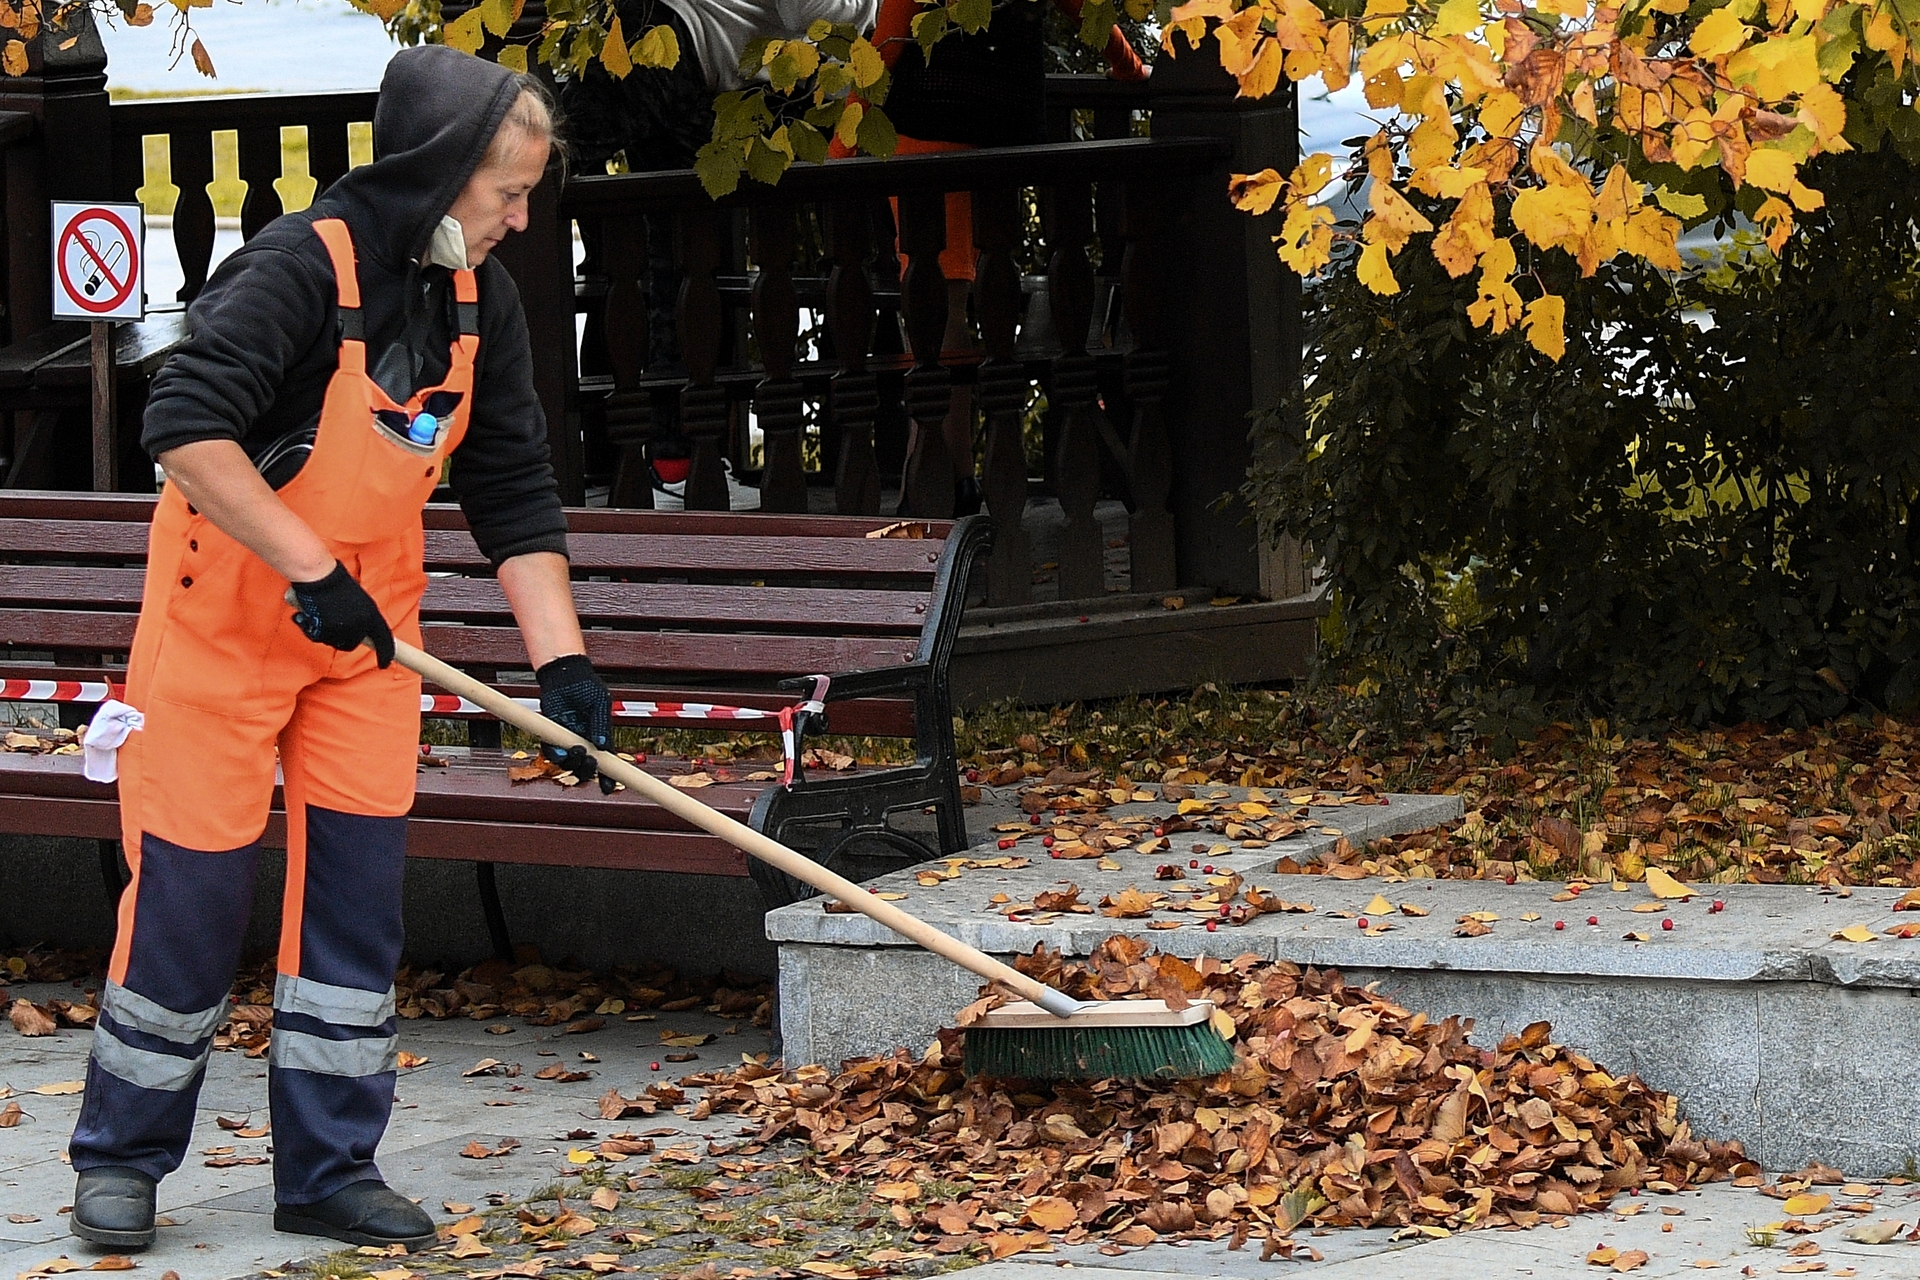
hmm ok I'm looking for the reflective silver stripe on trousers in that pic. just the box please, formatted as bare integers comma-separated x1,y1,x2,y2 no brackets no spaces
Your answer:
269,1028,399,1077
100,981,227,1046
89,1021,207,1092
273,974,396,1027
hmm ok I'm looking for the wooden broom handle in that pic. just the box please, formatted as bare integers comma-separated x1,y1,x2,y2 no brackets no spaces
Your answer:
392,641,1074,1014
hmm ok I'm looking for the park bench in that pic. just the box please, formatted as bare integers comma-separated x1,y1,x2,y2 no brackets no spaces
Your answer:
0,490,986,956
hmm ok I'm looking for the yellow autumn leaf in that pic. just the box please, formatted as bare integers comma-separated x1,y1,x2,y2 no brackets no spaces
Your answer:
601,15,632,78
1644,866,1691,899
1653,186,1708,218
495,43,528,71
835,100,864,148
1831,925,1877,944
1430,0,1480,39
1782,1192,1833,1214
0,38,22,75
1366,181,1434,251
1356,239,1401,295
1727,33,1818,101
1230,168,1286,215
1798,83,1849,150
1210,1007,1237,1040
848,36,884,88
1744,147,1798,192
1276,202,1336,274
1690,5,1749,58
1522,292,1566,361
443,5,485,54
1293,151,1334,197
1365,894,1394,915
635,22,680,67
1510,183,1591,252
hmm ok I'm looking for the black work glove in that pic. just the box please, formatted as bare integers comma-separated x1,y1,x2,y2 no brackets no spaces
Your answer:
537,654,615,794
290,562,395,668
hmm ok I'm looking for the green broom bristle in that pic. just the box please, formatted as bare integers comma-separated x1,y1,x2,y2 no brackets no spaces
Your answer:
962,1022,1236,1081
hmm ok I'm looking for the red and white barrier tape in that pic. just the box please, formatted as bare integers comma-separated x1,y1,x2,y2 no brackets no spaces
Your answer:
5,674,834,787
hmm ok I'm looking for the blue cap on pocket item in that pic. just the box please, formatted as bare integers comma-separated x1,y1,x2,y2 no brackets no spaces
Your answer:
407,412,438,445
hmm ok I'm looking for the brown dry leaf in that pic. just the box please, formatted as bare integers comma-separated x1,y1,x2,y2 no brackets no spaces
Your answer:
1777,1265,1826,1275
1101,888,1156,919
9,999,55,1036
1454,917,1493,937
1024,1196,1076,1230
1400,902,1430,916
874,1181,920,1202
188,35,214,76
660,1030,712,1047
458,1139,519,1160
1843,1221,1902,1244
0,40,26,77
1894,890,1920,911
28,1081,82,1095
448,1233,491,1258
395,1051,427,1069
7,1212,39,1223
1613,1251,1650,1273
669,772,715,789
1831,926,1877,944
533,1064,592,1083
0,1101,22,1127
587,1186,619,1212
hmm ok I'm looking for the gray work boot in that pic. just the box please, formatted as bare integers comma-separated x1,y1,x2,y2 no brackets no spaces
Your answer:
274,1180,435,1250
71,1167,158,1249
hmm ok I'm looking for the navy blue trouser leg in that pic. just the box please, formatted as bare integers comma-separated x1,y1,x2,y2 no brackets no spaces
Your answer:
268,805,408,1206
69,835,259,1181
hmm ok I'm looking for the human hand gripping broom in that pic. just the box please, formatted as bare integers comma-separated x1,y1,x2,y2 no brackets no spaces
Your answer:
390,640,1235,1081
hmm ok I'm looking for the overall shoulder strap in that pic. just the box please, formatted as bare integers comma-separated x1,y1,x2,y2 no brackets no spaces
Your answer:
311,218,365,346
451,268,479,338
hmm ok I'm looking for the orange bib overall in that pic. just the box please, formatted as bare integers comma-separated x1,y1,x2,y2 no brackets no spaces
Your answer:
70,219,478,1206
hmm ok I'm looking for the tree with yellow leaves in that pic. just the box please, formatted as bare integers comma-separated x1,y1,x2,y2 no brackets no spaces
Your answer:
1202,0,1874,358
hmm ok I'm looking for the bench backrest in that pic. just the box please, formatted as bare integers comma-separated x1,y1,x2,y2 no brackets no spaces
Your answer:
0,491,986,741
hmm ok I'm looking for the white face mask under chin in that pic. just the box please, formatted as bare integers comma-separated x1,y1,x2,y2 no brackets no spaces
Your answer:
425,215,468,270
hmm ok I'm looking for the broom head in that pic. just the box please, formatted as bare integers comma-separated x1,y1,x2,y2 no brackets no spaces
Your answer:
961,999,1235,1080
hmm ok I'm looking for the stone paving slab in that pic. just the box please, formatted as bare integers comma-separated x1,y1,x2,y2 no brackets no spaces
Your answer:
0,984,770,1280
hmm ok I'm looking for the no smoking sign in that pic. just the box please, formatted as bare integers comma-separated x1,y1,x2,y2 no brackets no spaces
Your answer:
53,202,145,321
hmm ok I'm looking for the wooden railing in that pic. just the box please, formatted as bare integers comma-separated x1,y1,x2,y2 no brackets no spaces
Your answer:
560,134,1219,605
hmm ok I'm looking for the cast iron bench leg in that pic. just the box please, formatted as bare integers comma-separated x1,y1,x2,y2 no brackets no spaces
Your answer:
475,862,514,961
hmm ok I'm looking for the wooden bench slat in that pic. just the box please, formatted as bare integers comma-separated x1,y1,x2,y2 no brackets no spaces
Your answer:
0,520,947,581
0,567,931,633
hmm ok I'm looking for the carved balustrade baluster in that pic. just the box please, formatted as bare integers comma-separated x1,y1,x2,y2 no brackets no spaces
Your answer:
973,186,1030,606
171,131,216,302
826,200,880,514
308,119,352,197
237,123,281,242
677,205,731,511
601,211,654,507
895,191,954,518
1043,181,1104,599
1121,180,1176,593
751,203,806,512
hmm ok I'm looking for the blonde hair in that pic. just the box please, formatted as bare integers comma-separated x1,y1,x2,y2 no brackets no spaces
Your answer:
482,77,562,172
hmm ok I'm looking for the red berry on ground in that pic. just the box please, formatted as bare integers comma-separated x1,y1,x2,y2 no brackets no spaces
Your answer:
1042,836,1054,848
998,838,1015,849
1587,916,1599,925
1662,918,1674,931
1712,899,1726,913
1554,920,1565,930
1205,920,1217,932
1204,865,1215,874
1505,876,1516,885
1190,859,1200,868
635,753,647,764
1031,814,1041,825
966,769,979,783
650,1062,661,1071
1218,904,1230,916
1356,918,1369,930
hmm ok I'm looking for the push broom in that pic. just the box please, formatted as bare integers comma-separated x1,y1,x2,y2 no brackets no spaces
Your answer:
391,640,1235,1081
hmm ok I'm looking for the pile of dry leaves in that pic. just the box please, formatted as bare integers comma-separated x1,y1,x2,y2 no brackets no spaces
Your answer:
684,939,1748,1257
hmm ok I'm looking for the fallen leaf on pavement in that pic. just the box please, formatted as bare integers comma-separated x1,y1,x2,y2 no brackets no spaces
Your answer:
29,1082,83,1095
395,1052,428,1069
660,1031,712,1048
1831,925,1877,943
1645,867,1691,899
448,1233,490,1258
1613,1250,1650,1273
0,1101,22,1127
588,1187,619,1212
458,1139,519,1159
9,1001,55,1036
1843,1221,1902,1244
1782,1193,1832,1216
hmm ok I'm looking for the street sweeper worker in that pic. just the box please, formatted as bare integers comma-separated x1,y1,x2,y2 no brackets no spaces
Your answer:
64,46,615,1254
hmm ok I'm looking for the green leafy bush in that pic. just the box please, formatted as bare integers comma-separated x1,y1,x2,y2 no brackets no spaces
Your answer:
1250,147,1920,729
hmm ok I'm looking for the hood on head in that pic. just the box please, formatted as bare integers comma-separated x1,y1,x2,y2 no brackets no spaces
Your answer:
326,46,524,268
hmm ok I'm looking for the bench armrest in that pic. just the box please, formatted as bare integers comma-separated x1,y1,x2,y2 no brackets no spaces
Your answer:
779,664,929,702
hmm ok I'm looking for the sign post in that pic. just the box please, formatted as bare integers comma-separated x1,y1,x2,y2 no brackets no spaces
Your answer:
52,202,145,492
